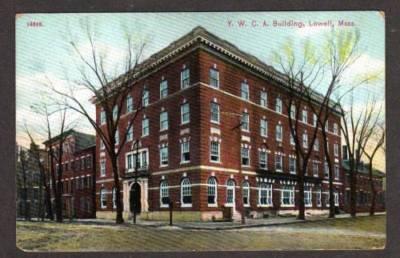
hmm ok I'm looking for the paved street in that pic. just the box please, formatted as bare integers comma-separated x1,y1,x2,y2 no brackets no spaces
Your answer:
17,214,385,251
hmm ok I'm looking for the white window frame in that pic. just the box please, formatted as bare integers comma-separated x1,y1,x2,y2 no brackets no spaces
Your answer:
210,140,220,163
225,179,235,207
160,111,169,131
210,102,220,124
333,123,339,135
316,189,322,207
302,132,308,149
334,143,339,157
259,150,268,170
275,153,283,172
160,181,169,208
312,161,319,177
275,97,282,113
334,165,340,180
290,133,295,146
304,186,312,207
241,82,249,100
142,117,149,137
324,161,329,178
100,159,106,177
126,95,133,113
313,113,317,127
100,188,107,209
115,129,119,145
127,125,133,142
290,105,296,119
334,191,339,206
207,177,218,207
241,112,249,131
258,183,273,207
314,138,319,151
100,110,106,125
181,178,192,207
159,146,169,167
181,68,190,89
181,103,190,125
260,91,267,107
160,80,168,99
181,141,190,163
289,157,296,174
242,181,250,207
112,187,117,209
276,124,283,142
260,119,268,137
112,105,118,121
281,185,295,207
241,147,250,167
142,88,149,107
125,148,149,172
209,68,219,88
302,110,308,123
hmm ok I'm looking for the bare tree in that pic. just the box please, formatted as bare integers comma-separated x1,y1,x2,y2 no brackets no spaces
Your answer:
18,147,30,220
360,109,385,216
50,19,147,224
271,29,360,219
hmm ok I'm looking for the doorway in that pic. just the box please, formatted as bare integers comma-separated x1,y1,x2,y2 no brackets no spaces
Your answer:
129,183,141,214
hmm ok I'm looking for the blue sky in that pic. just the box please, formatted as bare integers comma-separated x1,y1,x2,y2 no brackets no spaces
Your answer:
16,12,385,148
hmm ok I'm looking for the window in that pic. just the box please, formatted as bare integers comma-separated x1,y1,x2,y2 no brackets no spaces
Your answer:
333,123,339,135
100,159,106,177
126,149,149,171
304,186,312,207
316,189,322,207
181,178,192,207
334,165,340,179
142,117,149,137
210,102,220,123
100,139,105,150
207,177,217,205
241,112,249,131
258,183,272,206
241,82,249,100
281,185,295,206
260,119,268,137
100,110,106,125
290,133,295,146
324,161,329,178
275,97,282,113
160,80,168,99
115,129,119,145
275,124,283,142
181,68,190,89
112,187,117,209
181,103,190,124
209,68,219,88
226,180,235,206
100,188,107,209
314,138,319,151
160,181,169,207
334,191,339,206
312,161,319,177
289,157,296,174
242,181,250,207
181,141,190,163
210,141,220,162
302,110,308,123
160,146,168,167
112,105,118,120
290,105,296,119
127,125,133,142
160,111,168,131
241,147,250,166
275,153,283,172
325,120,329,132
126,95,133,113
260,91,267,107
142,88,149,107
259,150,267,169
302,132,308,148
334,143,339,157
313,113,317,127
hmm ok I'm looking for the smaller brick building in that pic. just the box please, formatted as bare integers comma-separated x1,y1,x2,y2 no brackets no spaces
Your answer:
44,130,96,218
343,160,385,213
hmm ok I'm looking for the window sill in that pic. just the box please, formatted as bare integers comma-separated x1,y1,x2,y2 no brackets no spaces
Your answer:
159,165,169,168
207,204,218,208
241,165,251,168
210,121,220,125
141,135,149,138
244,204,250,208
276,169,283,173
160,204,169,208
181,204,192,208
224,203,234,207
210,160,221,164
181,122,190,126
305,204,313,208
160,129,168,132
180,161,191,165
257,204,273,208
280,204,295,208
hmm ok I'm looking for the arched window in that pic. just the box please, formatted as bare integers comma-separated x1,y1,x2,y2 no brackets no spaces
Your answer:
160,181,169,207
100,188,107,209
181,178,192,207
207,177,217,206
112,187,117,209
226,179,235,206
242,181,250,207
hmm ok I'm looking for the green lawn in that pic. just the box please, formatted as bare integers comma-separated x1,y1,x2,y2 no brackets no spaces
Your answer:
16,215,385,252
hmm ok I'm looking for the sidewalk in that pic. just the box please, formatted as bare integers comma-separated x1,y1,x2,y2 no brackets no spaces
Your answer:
74,212,385,230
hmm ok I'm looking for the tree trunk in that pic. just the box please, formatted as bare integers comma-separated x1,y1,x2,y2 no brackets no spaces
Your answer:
297,172,305,220
111,155,124,224
368,162,376,216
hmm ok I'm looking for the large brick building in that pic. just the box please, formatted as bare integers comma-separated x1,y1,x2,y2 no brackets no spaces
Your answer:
44,129,96,219
95,26,344,221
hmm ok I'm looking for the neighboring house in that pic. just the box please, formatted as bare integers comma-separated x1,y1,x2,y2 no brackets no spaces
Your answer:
95,26,343,221
44,130,96,218
16,144,48,219
342,159,385,213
